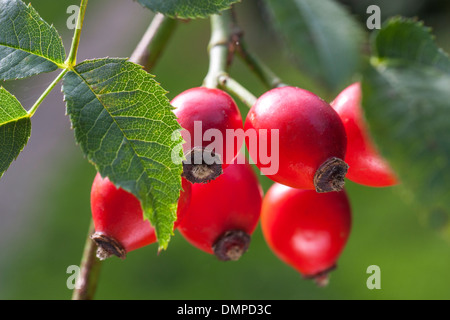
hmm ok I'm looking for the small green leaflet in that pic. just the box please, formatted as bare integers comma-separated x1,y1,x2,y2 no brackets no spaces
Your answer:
362,18,450,218
62,58,184,250
0,87,31,178
264,0,364,93
0,0,66,81
373,18,450,72
137,0,240,19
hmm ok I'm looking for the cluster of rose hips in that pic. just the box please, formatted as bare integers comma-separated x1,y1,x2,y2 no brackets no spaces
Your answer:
90,82,397,285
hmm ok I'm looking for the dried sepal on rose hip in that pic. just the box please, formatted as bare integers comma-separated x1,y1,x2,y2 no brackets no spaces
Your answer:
171,87,244,184
331,82,398,187
177,155,263,261
244,86,349,193
90,173,191,260
261,182,352,286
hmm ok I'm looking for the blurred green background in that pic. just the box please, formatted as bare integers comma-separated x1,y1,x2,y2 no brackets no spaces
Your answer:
1,0,450,300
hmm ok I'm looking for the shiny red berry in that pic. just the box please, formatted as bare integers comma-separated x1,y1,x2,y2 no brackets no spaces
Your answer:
331,82,398,187
178,156,263,261
171,87,243,184
90,173,191,260
261,182,351,285
244,86,348,193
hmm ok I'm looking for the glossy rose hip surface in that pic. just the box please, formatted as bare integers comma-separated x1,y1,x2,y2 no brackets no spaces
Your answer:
91,173,191,253
171,87,243,168
331,82,398,187
178,158,263,256
261,183,351,277
244,86,347,190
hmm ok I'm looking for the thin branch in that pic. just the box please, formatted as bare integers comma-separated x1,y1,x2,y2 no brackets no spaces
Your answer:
72,220,101,300
235,40,285,89
218,74,257,108
230,8,286,89
129,13,178,69
203,12,234,88
203,11,258,107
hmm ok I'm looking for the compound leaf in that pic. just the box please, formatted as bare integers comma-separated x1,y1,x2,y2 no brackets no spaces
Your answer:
0,0,66,81
62,58,184,250
137,0,240,19
0,87,31,178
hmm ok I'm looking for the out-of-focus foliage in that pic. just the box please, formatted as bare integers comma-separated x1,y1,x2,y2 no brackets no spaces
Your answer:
0,0,450,300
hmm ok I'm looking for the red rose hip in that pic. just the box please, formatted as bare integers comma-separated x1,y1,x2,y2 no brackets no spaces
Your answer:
331,82,398,187
90,173,191,260
261,183,352,285
171,87,243,184
244,86,348,192
178,156,263,261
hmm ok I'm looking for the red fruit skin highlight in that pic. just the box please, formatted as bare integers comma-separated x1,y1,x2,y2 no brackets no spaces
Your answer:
261,183,352,278
331,82,398,187
178,158,263,257
244,86,348,190
91,173,191,254
171,87,244,169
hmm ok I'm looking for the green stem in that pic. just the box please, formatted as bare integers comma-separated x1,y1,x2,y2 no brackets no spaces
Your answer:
203,12,234,88
202,8,281,106
72,220,101,300
236,40,285,89
229,8,285,89
218,74,257,108
66,0,89,66
27,69,68,117
129,13,178,70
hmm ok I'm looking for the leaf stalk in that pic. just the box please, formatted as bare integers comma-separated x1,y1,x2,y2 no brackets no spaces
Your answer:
66,0,89,67
27,69,68,117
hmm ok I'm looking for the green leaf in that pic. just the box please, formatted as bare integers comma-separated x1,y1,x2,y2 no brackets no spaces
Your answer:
373,17,450,72
264,0,365,92
137,0,240,19
0,87,31,178
62,58,183,250
0,0,66,81
362,18,450,216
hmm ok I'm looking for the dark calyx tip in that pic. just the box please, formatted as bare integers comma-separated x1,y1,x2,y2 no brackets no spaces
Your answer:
90,232,127,261
314,157,349,193
302,264,337,287
182,147,223,184
213,230,251,261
